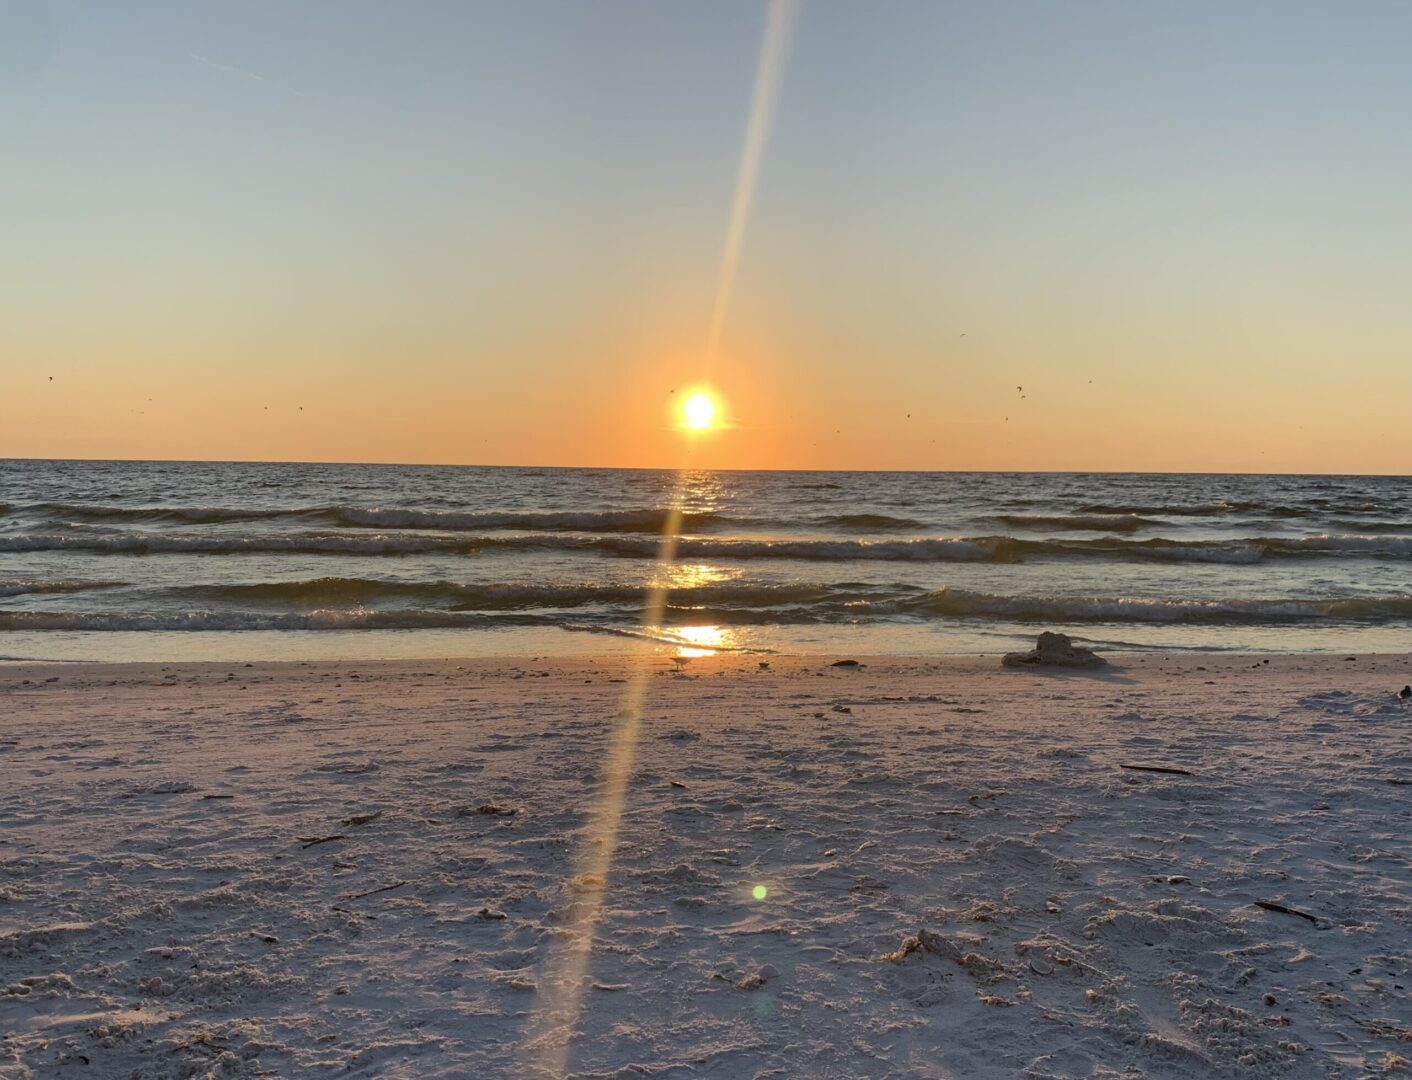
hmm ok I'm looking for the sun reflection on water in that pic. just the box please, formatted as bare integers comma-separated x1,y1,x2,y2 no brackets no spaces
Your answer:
669,623,737,657
650,562,737,592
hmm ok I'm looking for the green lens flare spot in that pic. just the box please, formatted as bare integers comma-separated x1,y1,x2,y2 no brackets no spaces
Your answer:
752,885,768,901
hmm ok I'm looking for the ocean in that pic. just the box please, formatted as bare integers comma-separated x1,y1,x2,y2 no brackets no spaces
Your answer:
1,459,1409,661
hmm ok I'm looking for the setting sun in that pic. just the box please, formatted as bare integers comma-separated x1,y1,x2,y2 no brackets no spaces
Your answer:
681,392,718,431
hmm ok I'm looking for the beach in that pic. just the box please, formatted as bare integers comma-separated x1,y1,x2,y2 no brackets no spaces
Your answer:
3,650,1410,1078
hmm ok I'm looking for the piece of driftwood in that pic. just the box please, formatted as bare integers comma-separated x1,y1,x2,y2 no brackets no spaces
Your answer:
202,794,236,800
1120,764,1194,777
341,810,383,826
345,880,408,901
461,803,517,817
881,928,964,964
1254,900,1319,924
298,834,345,848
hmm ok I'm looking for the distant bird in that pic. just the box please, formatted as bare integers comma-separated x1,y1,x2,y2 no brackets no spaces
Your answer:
1016,386,1022,393
959,332,967,338
1400,685,1412,702
47,376,53,381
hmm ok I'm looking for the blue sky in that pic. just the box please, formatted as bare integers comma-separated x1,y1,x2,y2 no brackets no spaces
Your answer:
4,1,1411,470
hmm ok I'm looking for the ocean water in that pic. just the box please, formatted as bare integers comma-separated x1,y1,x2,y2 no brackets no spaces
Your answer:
1,459,1410,661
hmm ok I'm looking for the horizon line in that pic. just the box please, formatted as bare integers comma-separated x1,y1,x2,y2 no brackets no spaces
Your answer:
1,455,1408,480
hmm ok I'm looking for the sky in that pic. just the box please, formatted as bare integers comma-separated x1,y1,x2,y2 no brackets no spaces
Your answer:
3,0,1411,473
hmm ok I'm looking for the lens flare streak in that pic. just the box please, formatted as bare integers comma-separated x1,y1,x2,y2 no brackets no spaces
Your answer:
704,0,801,369
526,493,687,1075
528,4,801,1073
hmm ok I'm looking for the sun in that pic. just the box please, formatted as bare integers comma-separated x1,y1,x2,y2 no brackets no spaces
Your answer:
681,391,717,431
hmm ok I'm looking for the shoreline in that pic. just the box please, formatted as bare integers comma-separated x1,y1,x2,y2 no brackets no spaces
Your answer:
3,651,1410,1077
3,623,1410,667
3,647,1411,679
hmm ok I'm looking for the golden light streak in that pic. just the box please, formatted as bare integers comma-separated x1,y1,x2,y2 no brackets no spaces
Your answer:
703,0,801,369
526,485,687,1077
528,4,801,1073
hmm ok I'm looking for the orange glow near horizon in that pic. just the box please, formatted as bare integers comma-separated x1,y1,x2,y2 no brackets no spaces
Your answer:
5,349,1411,474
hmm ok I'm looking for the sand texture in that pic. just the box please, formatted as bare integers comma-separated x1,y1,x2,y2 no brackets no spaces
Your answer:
2,653,1411,1078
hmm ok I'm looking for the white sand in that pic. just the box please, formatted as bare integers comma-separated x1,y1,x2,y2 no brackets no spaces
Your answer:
2,652,1410,1078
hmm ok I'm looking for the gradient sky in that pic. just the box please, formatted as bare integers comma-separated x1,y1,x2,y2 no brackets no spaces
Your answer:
4,0,1411,472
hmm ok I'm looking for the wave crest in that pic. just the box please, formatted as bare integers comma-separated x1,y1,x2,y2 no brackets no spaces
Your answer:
818,513,926,530
993,513,1155,532
4,530,1410,563
19,502,725,534
913,588,1412,623
0,579,126,598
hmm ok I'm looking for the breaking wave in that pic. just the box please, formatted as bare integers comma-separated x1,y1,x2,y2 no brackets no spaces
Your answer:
16,502,731,534
0,579,126,598
0,609,552,632
7,583,1411,632
910,588,1412,623
818,513,926,530
174,577,858,611
992,513,1156,532
1075,500,1288,517
5,530,1410,563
